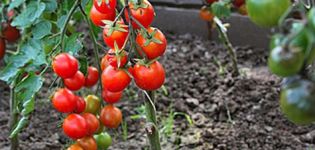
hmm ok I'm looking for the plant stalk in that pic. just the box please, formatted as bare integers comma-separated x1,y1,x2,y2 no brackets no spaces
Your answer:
144,91,161,150
9,86,18,150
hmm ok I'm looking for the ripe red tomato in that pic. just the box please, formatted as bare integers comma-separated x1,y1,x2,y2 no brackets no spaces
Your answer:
207,0,218,4
74,96,86,114
199,6,214,22
101,54,109,71
102,90,122,104
2,22,20,42
0,38,5,60
100,105,122,128
52,53,79,79
77,136,97,150
103,22,129,49
85,66,99,87
132,61,165,91
101,66,131,92
93,0,117,14
90,5,116,27
67,143,84,150
125,0,155,29
64,71,85,91
233,0,245,7
63,114,88,139
105,49,128,68
52,88,77,113
7,10,15,19
81,113,100,136
136,27,167,60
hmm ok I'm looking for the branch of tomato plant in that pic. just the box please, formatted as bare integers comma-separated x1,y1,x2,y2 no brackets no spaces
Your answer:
9,79,18,150
78,3,103,95
213,17,239,76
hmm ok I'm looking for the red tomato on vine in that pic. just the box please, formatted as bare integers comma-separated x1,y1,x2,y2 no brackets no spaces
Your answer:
67,143,84,150
2,22,20,43
52,53,79,79
105,49,128,68
74,96,86,114
0,38,5,60
93,0,117,14
64,71,85,91
131,61,165,91
136,27,167,60
90,5,116,27
125,0,155,29
102,90,122,104
101,66,131,92
199,6,214,22
206,0,218,4
103,21,129,49
85,66,99,87
100,105,122,128
63,114,88,139
81,113,100,136
52,88,77,113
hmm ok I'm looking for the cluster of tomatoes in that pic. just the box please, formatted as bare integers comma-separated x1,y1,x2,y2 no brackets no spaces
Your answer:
199,0,247,22
0,10,20,60
51,53,112,150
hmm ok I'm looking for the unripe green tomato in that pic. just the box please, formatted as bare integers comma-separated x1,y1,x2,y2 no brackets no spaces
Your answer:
84,95,101,114
246,0,291,27
280,78,315,125
308,8,315,30
268,46,304,77
269,34,283,50
94,132,112,150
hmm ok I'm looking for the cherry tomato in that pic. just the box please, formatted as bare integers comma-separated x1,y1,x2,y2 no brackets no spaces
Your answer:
125,0,155,29
7,10,15,19
67,143,84,150
52,88,77,113
136,27,167,60
94,132,112,150
90,5,116,27
101,54,109,71
206,0,218,4
105,49,128,68
0,38,5,60
64,71,85,91
77,136,97,150
101,66,131,92
74,96,86,114
52,53,79,79
238,4,247,15
2,22,20,42
63,114,88,139
268,46,304,77
81,113,100,136
85,66,99,87
102,90,123,104
103,22,129,49
281,77,315,125
93,0,117,14
100,105,122,128
246,0,291,27
199,6,214,22
84,95,101,114
233,0,245,8
131,61,165,91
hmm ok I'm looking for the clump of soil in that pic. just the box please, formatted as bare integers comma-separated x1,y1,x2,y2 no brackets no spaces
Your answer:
1,34,315,150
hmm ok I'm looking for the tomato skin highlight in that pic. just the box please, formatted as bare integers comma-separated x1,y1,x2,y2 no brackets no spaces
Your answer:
94,132,112,150
90,5,116,27
85,66,99,87
74,96,86,114
102,66,131,92
103,22,129,49
0,38,5,60
52,53,79,79
77,136,97,150
136,27,167,60
2,22,20,42
93,0,117,14
63,114,88,139
125,0,155,29
102,90,123,104
52,88,77,113
100,105,122,128
81,113,100,136
64,71,85,91
132,61,165,91
246,0,291,27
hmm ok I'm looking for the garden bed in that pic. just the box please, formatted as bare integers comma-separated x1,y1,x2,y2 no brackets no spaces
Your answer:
1,33,315,150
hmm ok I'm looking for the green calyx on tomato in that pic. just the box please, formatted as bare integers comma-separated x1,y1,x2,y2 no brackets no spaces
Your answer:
94,132,112,150
280,77,315,125
246,0,291,27
84,95,101,114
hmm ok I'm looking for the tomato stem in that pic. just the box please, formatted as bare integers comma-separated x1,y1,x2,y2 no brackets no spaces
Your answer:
9,81,18,150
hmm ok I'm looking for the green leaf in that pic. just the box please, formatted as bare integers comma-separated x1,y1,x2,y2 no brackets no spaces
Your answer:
10,117,29,138
42,0,58,12
211,1,231,18
57,15,67,29
64,33,83,55
11,1,46,28
0,62,25,82
21,97,35,116
8,0,24,10
79,57,88,76
32,20,52,39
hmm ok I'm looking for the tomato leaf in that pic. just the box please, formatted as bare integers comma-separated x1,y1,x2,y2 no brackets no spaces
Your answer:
64,33,83,55
42,0,58,12
9,117,29,138
8,0,24,10
57,15,67,29
32,20,52,39
11,1,46,28
79,57,88,76
211,1,231,18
